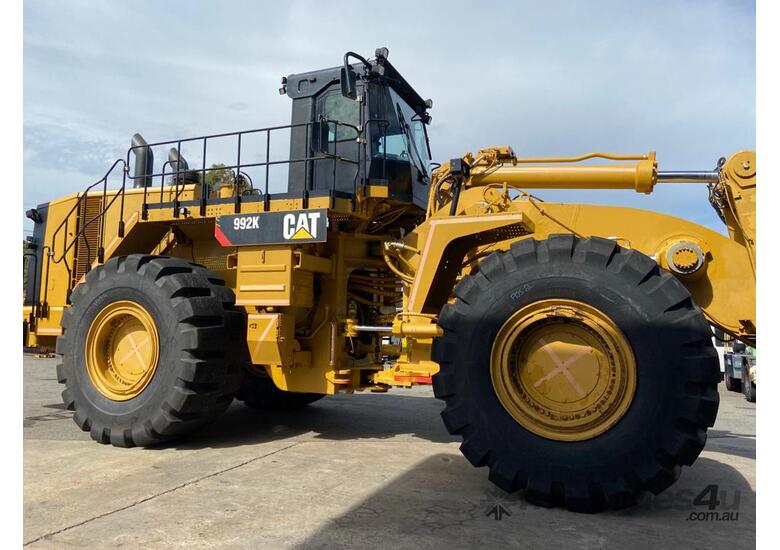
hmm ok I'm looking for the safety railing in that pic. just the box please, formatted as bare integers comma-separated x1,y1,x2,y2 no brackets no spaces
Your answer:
48,158,129,284
40,119,363,309
131,119,362,219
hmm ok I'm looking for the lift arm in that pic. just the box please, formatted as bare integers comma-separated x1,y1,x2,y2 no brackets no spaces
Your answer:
395,148,756,344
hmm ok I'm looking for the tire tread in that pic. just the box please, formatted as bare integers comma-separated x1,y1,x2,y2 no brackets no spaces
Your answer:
431,235,720,512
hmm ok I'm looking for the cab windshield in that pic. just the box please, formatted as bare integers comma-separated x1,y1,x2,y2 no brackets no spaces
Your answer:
370,86,431,181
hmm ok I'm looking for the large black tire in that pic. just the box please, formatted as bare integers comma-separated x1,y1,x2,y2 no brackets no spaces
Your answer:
236,369,325,410
743,374,756,403
725,375,742,392
432,235,720,513
56,255,244,447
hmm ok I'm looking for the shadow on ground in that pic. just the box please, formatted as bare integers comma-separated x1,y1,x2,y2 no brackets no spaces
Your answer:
154,392,458,450
706,429,756,460
290,454,755,550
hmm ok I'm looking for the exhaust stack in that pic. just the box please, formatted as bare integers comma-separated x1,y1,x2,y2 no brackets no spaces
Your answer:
131,133,154,188
167,147,200,184
167,147,189,172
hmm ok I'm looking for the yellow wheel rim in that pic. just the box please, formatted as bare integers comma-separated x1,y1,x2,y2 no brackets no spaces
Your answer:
86,300,159,401
490,299,636,442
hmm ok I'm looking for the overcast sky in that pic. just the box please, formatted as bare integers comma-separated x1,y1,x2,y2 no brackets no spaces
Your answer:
23,0,755,236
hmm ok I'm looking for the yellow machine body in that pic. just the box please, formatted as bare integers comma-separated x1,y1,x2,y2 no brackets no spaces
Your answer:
24,147,756,395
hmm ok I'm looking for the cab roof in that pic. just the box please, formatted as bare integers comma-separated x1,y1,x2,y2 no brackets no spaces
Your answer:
285,58,429,117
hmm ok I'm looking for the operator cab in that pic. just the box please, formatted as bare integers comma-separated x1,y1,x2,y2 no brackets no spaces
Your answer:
283,48,433,209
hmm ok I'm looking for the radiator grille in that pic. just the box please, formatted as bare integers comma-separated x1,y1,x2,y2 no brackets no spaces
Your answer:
74,196,104,283
193,254,229,272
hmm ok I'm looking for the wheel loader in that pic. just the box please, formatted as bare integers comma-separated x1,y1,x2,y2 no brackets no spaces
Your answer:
22,47,755,513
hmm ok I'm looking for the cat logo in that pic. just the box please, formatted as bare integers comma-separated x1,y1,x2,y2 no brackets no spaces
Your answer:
215,208,327,246
283,212,321,240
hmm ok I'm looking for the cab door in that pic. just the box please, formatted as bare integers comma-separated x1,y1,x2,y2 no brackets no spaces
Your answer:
311,86,361,195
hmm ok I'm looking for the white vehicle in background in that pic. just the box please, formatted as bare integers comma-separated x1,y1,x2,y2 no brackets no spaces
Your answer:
743,358,756,403
724,345,744,392
718,331,756,401
713,336,726,380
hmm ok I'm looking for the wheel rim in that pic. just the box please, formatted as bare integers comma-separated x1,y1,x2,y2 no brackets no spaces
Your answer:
490,299,636,442
86,300,159,401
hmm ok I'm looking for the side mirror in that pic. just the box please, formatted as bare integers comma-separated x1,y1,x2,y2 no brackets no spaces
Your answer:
312,119,330,155
340,66,357,100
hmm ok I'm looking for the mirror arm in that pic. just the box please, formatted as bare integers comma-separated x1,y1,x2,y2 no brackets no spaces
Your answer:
341,52,373,100
343,52,372,71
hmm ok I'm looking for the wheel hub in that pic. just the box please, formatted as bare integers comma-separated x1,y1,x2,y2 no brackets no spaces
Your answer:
490,299,636,441
86,300,159,401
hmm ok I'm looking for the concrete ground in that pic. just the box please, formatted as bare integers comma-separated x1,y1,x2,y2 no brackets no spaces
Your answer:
24,355,755,549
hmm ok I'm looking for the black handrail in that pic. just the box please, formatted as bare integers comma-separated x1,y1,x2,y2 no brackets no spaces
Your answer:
39,244,52,317
43,119,364,307
128,122,360,189
49,158,128,269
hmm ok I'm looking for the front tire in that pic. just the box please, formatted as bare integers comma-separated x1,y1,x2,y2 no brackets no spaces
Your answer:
432,235,720,512
56,255,244,447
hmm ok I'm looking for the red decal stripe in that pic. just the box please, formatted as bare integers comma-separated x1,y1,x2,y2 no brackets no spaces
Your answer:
214,223,232,247
393,375,433,384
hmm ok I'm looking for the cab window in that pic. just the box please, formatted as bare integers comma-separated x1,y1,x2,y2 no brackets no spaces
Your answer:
321,94,359,141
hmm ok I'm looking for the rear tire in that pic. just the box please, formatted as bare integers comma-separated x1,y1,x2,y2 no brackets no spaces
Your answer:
432,235,720,513
725,376,742,392
56,255,244,447
236,368,325,410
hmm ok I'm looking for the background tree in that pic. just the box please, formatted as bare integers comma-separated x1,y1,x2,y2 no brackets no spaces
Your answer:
168,163,252,195
203,163,251,195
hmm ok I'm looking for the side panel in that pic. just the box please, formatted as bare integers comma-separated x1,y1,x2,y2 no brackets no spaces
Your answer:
234,247,313,308
215,209,328,246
